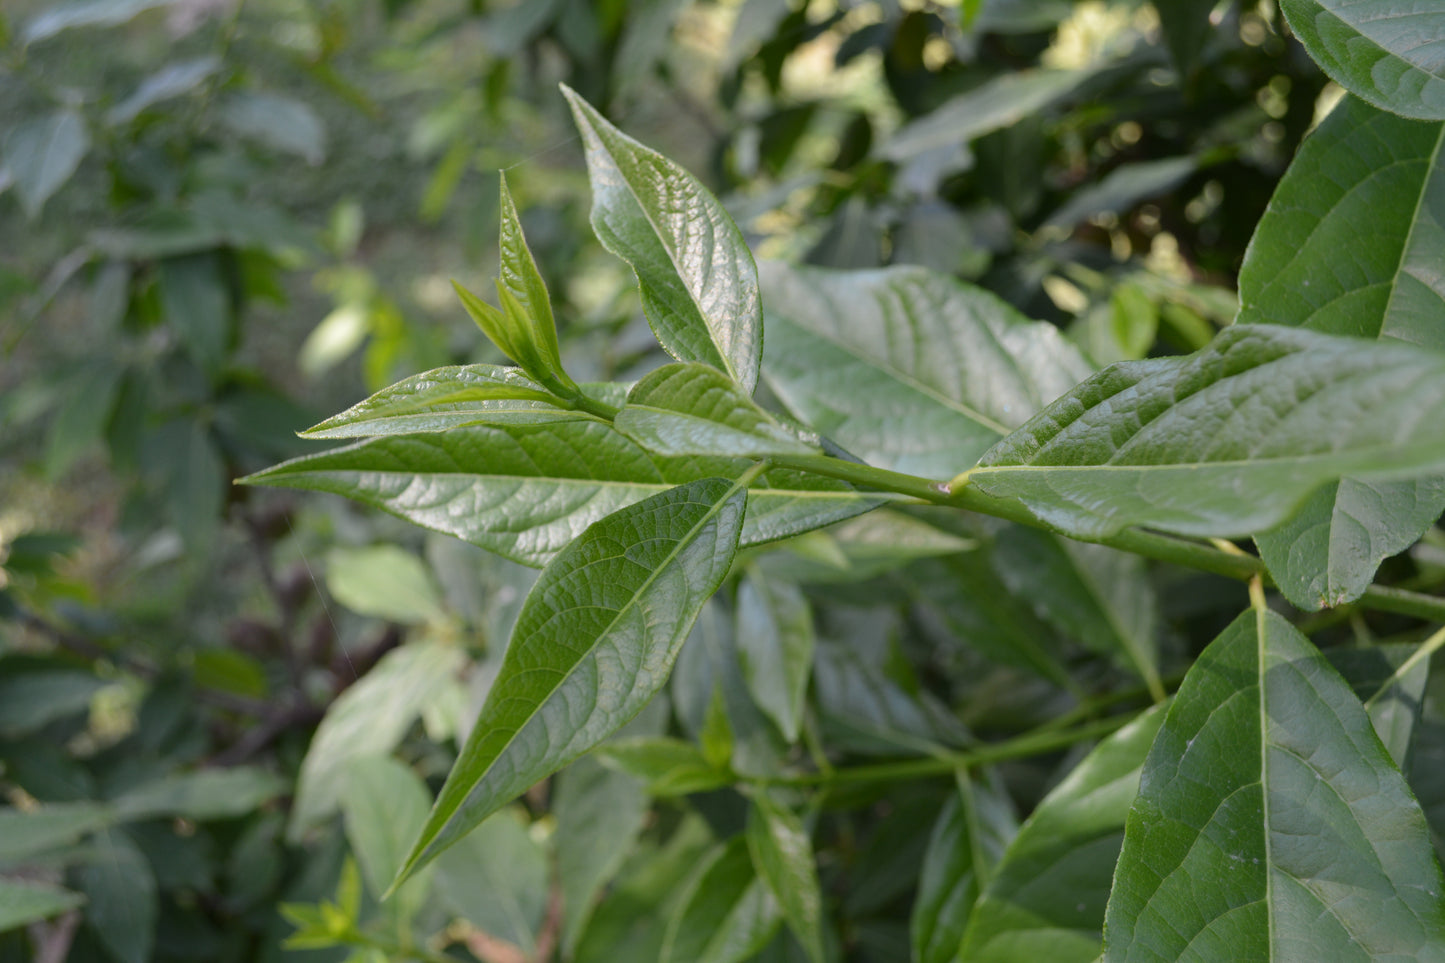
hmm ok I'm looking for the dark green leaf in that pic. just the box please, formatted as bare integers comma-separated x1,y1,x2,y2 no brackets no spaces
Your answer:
958,705,1166,962
1041,157,1197,233
746,794,825,963
662,837,782,963
111,768,288,822
960,325,1445,539
735,571,815,742
0,666,110,736
1103,609,1445,960
0,802,116,864
395,475,750,883
1281,0,1445,119
1328,640,1436,769
77,830,156,963
553,756,649,952
159,253,232,375
761,262,1093,479
563,85,762,393
2,110,89,218
1156,0,1219,80
0,879,85,932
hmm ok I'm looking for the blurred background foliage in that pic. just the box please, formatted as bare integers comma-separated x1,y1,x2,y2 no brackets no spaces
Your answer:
0,1,1379,961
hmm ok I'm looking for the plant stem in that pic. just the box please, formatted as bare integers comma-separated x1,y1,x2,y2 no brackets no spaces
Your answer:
763,714,1132,787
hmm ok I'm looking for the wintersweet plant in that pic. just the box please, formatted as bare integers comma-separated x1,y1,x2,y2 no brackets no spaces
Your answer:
251,7,1445,960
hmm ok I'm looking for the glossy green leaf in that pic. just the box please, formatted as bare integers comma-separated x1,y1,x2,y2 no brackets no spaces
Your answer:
761,262,1093,479
553,756,649,952
340,756,433,931
993,527,1162,697
433,807,548,954
616,362,818,458
111,768,288,822
301,365,623,438
747,794,825,963
3,110,89,218
958,325,1445,539
496,172,571,389
910,773,1017,963
0,802,115,864
958,705,1166,962
735,571,815,742
662,837,783,963
245,420,882,567
562,85,762,393
394,475,750,884
288,640,466,840
77,830,156,963
1103,609,1445,960
0,878,85,932
1239,95,1445,608
324,544,446,624
1281,0,1445,119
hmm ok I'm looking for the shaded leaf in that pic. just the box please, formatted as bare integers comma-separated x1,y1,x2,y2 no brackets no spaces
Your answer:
959,325,1445,539
1103,609,1445,960
563,85,762,393
1041,157,1197,233
219,91,326,165
553,756,649,952
3,110,90,218
0,665,110,736
1157,0,1220,80
395,475,750,882
340,756,433,931
111,768,288,822
735,571,815,742
0,802,116,864
598,736,734,796
108,56,219,125
434,807,548,954
1328,640,1435,769
77,830,156,963
747,795,825,963
662,837,782,963
0,878,85,932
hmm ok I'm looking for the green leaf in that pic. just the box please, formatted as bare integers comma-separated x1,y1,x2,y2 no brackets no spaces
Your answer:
1239,96,1445,608
44,364,123,479
0,665,110,736
1156,0,1218,80
394,474,751,884
1328,640,1436,769
562,85,762,393
288,640,466,840
2,110,89,218
615,362,819,458
145,417,225,549
0,802,116,864
761,262,1093,479
433,807,548,954
1280,0,1445,120
746,794,825,963
244,420,882,567
661,837,783,963
324,544,446,624
553,756,649,952
111,768,288,822
22,0,173,43
910,773,1017,963
340,756,433,931
1102,609,1445,960
107,56,219,125
219,91,326,165
598,736,734,796
496,172,571,390
77,830,156,963
753,510,975,585
735,571,815,743
958,705,1167,962
957,324,1445,539
0,878,85,932
301,365,621,438
1041,157,1197,234
993,527,1162,698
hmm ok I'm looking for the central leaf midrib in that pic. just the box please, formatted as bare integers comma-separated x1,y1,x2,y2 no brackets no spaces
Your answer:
290,468,874,499
974,443,1445,475
413,474,748,861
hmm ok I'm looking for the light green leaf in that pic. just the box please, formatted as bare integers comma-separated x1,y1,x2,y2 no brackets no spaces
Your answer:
746,794,825,963
662,837,783,963
1102,609,1445,960
598,735,733,796
219,91,326,165
1240,96,1445,608
111,768,288,822
761,262,1093,479
1281,0,1445,120
288,640,466,840
394,475,751,883
301,365,622,438
958,325,1445,539
553,756,649,953
497,172,569,388
958,705,1167,962
22,0,174,44
616,362,818,458
340,756,433,931
993,527,1162,698
0,802,116,864
244,420,882,567
77,830,156,963
910,773,1017,963
433,807,548,954
324,544,446,624
754,510,975,585
735,571,815,743
562,85,762,393
3,110,90,218
108,56,219,125
0,878,85,932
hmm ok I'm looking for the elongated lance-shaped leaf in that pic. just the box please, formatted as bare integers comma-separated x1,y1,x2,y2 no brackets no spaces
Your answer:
1102,608,1445,961
660,837,782,963
1281,0,1445,120
954,324,1445,539
1240,95,1445,608
616,362,818,458
392,475,751,886
735,571,814,743
958,705,1166,963
497,171,569,387
760,262,1094,480
561,84,762,393
746,794,826,963
242,420,883,567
